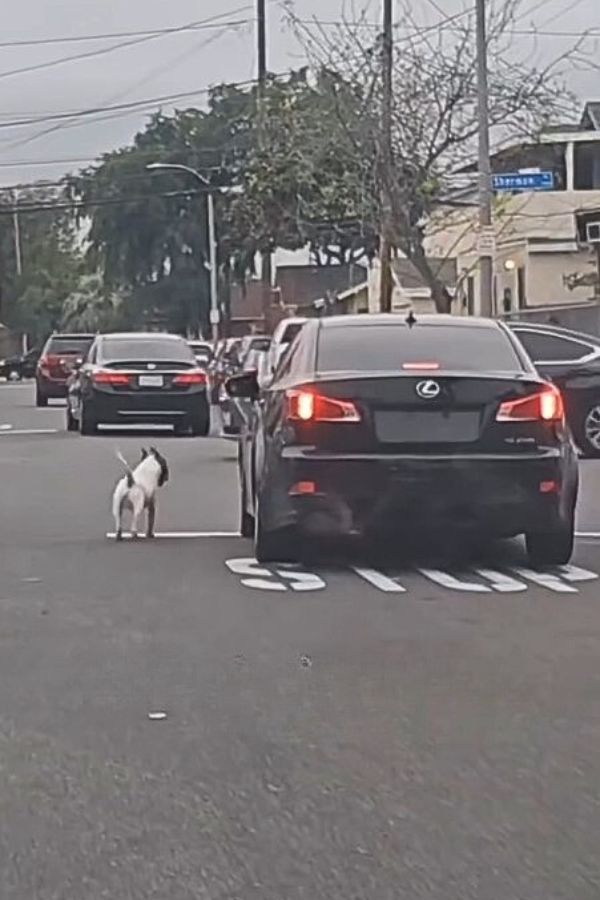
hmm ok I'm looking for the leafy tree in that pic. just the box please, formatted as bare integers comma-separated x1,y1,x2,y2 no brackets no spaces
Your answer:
0,186,82,343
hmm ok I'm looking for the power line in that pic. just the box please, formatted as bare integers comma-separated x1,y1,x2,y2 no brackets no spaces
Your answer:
0,187,219,216
0,7,252,82
0,9,254,48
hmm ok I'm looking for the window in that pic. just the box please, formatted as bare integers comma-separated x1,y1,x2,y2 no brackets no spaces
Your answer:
514,330,593,362
317,323,521,373
101,337,194,363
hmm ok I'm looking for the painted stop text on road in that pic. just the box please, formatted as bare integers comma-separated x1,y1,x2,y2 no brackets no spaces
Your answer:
225,559,598,595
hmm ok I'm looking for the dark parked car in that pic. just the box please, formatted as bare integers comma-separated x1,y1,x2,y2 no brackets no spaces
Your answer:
0,346,39,381
507,321,600,457
66,332,210,436
36,333,95,406
228,314,578,566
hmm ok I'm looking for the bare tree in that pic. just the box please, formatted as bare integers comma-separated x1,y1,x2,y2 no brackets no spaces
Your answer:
282,0,588,312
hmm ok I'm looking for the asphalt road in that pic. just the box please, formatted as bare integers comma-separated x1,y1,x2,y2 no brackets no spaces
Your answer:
2,383,600,899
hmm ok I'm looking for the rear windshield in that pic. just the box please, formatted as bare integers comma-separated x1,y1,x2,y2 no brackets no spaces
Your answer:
47,336,94,354
101,337,194,363
317,324,522,373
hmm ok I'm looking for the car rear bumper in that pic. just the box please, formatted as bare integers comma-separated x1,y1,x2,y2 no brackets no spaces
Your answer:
37,375,68,397
263,447,577,538
85,388,208,425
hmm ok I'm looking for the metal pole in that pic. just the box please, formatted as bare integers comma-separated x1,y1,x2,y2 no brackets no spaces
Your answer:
12,190,22,277
207,191,219,343
379,0,393,313
257,0,266,83
476,0,494,317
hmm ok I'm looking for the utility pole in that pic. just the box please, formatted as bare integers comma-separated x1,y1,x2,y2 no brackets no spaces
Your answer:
476,0,494,316
256,0,273,330
378,0,393,313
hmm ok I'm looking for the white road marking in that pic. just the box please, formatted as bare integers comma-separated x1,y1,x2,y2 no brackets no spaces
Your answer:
418,568,492,592
0,428,58,436
512,567,578,594
557,564,599,583
225,557,287,591
352,567,406,592
106,530,238,539
473,568,528,593
275,568,326,592
575,532,600,539
0,423,12,430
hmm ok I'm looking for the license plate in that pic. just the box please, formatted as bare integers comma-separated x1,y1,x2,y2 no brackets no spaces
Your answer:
139,375,164,388
375,410,480,443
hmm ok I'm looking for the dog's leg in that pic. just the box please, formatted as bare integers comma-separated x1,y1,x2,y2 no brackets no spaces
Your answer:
130,490,144,540
146,498,156,539
113,485,127,541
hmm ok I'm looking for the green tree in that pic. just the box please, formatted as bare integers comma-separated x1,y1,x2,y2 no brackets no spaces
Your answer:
0,186,83,343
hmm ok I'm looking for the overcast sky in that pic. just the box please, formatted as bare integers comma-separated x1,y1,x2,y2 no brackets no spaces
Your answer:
0,0,597,186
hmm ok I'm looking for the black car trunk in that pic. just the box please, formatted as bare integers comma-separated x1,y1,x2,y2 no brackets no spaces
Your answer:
289,372,553,454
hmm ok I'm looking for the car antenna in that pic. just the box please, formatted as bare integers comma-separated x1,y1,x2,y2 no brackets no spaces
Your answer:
406,311,417,328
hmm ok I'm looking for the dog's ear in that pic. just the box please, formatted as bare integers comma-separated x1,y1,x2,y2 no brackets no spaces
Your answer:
141,448,148,459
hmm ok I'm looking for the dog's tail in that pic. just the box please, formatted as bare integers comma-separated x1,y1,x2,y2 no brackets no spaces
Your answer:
116,450,135,488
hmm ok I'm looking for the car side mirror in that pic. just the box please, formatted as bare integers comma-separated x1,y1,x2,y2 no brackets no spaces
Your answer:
226,370,259,400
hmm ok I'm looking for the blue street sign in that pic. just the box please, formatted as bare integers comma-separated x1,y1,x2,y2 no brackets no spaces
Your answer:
492,171,554,192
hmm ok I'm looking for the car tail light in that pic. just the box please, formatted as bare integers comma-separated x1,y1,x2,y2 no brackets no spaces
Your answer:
173,370,207,385
92,370,131,385
286,389,361,423
496,385,564,423
402,362,441,371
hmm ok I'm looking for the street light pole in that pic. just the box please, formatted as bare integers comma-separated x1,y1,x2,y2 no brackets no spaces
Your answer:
146,162,219,342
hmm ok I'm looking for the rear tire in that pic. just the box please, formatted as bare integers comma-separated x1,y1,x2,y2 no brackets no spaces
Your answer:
575,403,600,458
525,511,575,567
35,385,48,407
189,411,210,437
240,476,255,538
80,403,97,435
254,495,296,563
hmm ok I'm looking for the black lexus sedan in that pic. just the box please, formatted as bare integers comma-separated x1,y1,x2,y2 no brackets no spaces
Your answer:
227,314,579,566
507,321,600,457
67,332,210,436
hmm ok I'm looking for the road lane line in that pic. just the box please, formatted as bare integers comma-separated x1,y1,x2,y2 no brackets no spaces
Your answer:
106,531,239,539
352,567,406,592
512,567,578,593
0,428,58,436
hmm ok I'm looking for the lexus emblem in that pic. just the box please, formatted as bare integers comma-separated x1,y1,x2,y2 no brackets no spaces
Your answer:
415,379,441,399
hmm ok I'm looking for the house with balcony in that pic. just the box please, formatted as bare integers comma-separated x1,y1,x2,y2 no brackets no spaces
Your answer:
426,102,600,318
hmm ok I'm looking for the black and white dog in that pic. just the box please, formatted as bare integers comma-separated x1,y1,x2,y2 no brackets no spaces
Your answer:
112,448,169,540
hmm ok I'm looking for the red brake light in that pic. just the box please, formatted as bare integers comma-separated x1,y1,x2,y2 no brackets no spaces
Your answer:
286,389,361,423
173,370,207,385
92,370,131,385
402,362,441,371
496,385,564,423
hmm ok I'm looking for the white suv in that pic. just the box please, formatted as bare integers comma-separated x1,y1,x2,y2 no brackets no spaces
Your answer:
267,317,308,374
